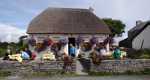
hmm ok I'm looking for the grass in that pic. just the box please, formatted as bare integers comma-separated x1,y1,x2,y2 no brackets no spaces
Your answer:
88,71,113,76
20,70,77,78
0,69,149,79
0,70,11,77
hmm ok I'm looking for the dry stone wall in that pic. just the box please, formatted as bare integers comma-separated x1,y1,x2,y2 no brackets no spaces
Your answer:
0,59,150,75
91,59,150,73
0,61,76,75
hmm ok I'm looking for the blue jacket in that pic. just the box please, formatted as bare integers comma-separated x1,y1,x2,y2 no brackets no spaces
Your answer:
21,51,30,59
69,47,76,55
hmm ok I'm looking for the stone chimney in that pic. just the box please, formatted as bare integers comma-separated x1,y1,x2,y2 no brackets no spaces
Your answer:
136,20,142,25
89,7,94,12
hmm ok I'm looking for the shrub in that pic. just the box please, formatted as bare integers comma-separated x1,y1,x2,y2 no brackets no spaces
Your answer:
127,49,150,59
141,68,150,74
0,48,6,57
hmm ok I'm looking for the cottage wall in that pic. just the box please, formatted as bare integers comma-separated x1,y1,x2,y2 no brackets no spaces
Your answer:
28,34,110,55
132,25,150,49
29,34,109,43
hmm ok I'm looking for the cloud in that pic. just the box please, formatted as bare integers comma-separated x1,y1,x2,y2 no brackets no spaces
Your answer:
0,23,26,42
1,0,150,42
91,0,150,39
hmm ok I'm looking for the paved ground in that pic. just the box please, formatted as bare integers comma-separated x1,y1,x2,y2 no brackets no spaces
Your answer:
76,60,88,75
4,75,150,80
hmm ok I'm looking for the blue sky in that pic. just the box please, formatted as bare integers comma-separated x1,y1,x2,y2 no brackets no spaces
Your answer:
0,0,92,29
0,0,150,42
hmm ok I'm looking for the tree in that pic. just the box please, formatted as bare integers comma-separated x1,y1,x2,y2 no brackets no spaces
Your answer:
102,18,126,36
17,35,28,50
0,42,9,57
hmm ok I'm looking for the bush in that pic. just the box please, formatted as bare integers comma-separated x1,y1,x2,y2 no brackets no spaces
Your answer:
127,49,150,59
141,68,150,74
0,48,6,57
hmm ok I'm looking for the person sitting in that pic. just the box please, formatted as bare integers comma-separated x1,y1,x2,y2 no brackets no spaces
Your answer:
21,49,30,60
25,48,32,59
31,52,36,60
8,51,23,63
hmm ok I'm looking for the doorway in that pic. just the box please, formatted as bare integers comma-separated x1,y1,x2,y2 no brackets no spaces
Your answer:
68,37,76,46
68,37,76,56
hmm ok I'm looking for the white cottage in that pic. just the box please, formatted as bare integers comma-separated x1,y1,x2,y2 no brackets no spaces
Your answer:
120,21,150,50
27,7,111,54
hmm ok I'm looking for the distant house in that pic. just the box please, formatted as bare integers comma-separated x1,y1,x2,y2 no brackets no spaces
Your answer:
120,21,150,50
27,7,111,52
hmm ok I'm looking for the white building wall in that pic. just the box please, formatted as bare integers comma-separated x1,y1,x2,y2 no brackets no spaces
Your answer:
28,33,110,55
132,25,150,49
29,34,108,43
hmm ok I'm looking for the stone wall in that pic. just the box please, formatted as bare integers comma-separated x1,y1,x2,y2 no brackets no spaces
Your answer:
0,60,76,75
0,59,150,75
91,59,150,73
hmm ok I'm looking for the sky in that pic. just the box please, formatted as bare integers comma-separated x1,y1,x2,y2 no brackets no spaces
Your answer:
0,0,150,42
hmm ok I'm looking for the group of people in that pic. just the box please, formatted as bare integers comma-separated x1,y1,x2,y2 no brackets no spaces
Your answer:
2,42,126,64
20,48,36,60
3,48,36,62
67,42,127,65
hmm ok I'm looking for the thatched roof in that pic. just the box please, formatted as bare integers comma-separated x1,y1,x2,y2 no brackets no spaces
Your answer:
27,7,111,34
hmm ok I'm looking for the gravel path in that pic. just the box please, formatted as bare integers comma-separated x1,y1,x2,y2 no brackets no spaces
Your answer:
4,75,150,80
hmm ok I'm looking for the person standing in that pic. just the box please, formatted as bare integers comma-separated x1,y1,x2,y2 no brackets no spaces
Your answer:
113,47,121,59
69,44,76,58
100,46,106,56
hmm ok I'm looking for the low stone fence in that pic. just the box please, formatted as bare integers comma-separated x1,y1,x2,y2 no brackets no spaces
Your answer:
0,60,76,75
91,59,150,73
0,59,150,75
